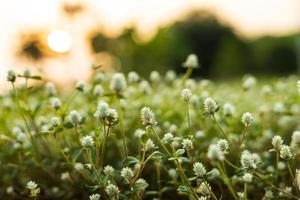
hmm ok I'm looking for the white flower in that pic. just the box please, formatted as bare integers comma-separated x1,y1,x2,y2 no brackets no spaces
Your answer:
242,76,256,90
150,71,161,83
182,138,193,149
217,139,229,154
241,112,254,127
89,194,101,200
133,178,149,192
165,70,176,83
94,101,109,119
80,135,94,147
181,88,192,103
204,97,218,114
296,169,300,191
128,71,139,83
134,129,146,138
45,82,57,96
297,80,300,94
74,162,84,171
139,80,151,95
50,97,62,110
110,73,127,93
280,145,293,160
104,165,114,175
146,139,155,151
198,181,211,197
121,167,134,184
223,103,235,116
183,54,199,68
193,162,206,177
93,85,103,96
243,173,253,183
168,168,178,179
50,117,61,127
271,135,283,150
75,80,86,92
105,183,120,200
26,181,38,190
240,150,257,169
7,69,16,82
61,172,70,180
162,133,174,144
291,131,300,148
141,107,157,126
207,144,224,161
69,110,82,124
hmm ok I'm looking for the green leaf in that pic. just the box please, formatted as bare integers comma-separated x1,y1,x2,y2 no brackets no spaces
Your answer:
122,156,140,166
176,149,185,157
64,122,74,129
72,148,84,162
177,185,192,194
30,75,43,80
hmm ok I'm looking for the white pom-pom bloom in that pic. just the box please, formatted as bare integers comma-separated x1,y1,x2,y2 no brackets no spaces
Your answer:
242,76,256,91
128,71,139,83
240,150,257,169
110,73,127,93
139,80,152,95
50,97,62,110
279,145,293,160
198,181,211,197
204,97,218,114
134,129,146,138
150,71,161,83
45,82,57,96
93,85,103,96
104,165,114,175
89,193,101,200
162,133,174,144
80,135,94,148
182,138,193,149
50,117,61,127
75,80,86,92
181,88,192,103
105,183,120,200
7,69,16,82
223,103,235,117
141,107,157,126
297,80,300,95
241,112,254,127
271,135,283,151
207,144,224,161
26,181,38,190
217,139,229,154
243,173,253,183
121,167,134,184
193,162,206,177
165,70,176,83
69,110,82,125
183,54,199,68
94,101,109,119
291,131,300,148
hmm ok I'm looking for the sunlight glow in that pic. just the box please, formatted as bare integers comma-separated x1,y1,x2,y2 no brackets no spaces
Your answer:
47,30,72,53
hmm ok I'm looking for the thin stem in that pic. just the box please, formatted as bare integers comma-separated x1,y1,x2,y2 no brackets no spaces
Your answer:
155,162,162,200
217,162,238,200
287,161,299,194
117,98,128,157
186,102,191,135
275,151,279,184
240,126,248,147
203,178,218,200
86,149,102,184
244,183,248,200
181,67,193,86
212,114,234,148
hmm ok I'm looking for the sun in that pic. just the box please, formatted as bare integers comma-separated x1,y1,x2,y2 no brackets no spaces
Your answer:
47,30,72,53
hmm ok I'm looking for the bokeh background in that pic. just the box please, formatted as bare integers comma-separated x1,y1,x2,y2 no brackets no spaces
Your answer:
1,0,300,89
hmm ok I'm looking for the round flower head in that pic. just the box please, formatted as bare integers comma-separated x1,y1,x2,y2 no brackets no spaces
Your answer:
139,80,152,95
279,145,293,160
291,131,300,148
93,85,103,96
141,107,157,126
182,138,193,149
198,181,211,197
243,173,253,183
193,162,206,177
183,54,199,68
75,80,86,92
74,162,84,171
240,150,257,169
105,183,120,200
45,82,57,96
150,71,161,83
242,76,256,91
134,129,146,138
69,110,82,124
204,97,218,114
241,112,254,127
7,69,16,82
104,165,114,175
162,132,174,144
296,169,300,191
297,80,300,95
128,71,139,83
217,139,229,154
271,135,283,151
223,103,235,117
165,70,176,83
110,73,127,93
50,97,62,110
89,194,101,200
26,181,38,190
106,108,118,123
133,178,149,192
181,88,192,103
121,167,134,184
23,69,31,79
207,144,224,161
80,135,94,148
50,117,61,127
94,101,109,119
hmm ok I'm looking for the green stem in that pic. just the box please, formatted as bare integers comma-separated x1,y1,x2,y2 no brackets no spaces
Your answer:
244,183,248,200
186,102,191,135
181,67,193,86
86,149,102,184
212,114,234,148
117,98,128,157
217,162,238,200
203,178,218,200
240,126,248,147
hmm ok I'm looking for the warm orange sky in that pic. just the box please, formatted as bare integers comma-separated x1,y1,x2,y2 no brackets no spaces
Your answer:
0,0,299,89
